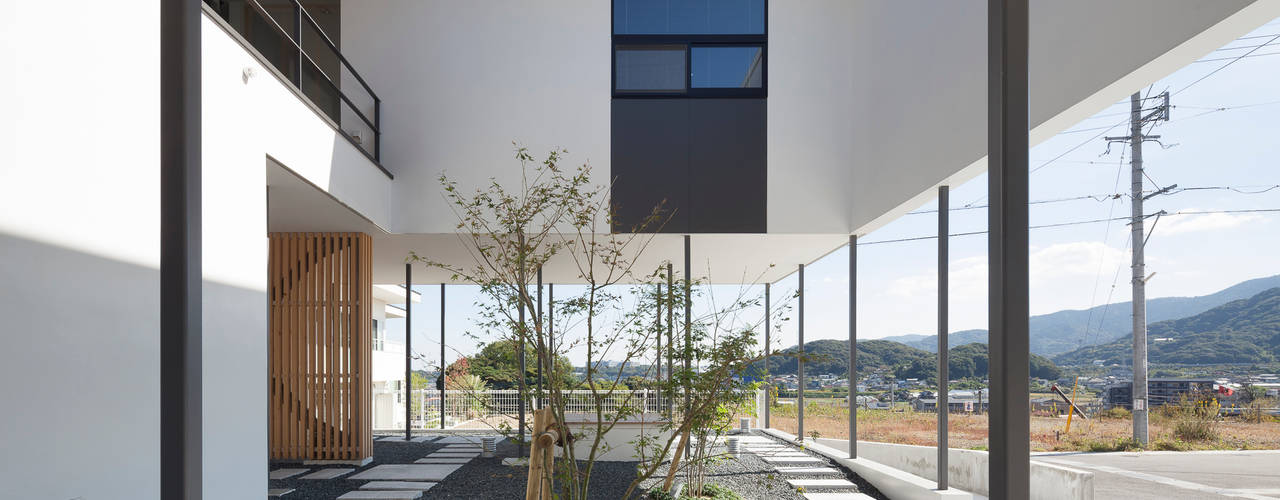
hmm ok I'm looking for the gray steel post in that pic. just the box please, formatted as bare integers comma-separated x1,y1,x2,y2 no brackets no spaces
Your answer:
1129,92,1150,444
667,262,674,412
798,263,805,441
518,285,527,457
537,266,543,409
405,264,412,441
938,185,950,490
849,235,857,458
988,0,1031,497
440,283,445,429
684,236,692,417
160,0,202,494
765,282,771,429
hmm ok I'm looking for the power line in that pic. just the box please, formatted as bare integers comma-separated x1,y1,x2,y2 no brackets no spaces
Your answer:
910,183,1280,215
858,208,1280,246
1175,33,1280,95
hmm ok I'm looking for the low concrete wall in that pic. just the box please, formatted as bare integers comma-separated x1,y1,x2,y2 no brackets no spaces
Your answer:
822,439,1093,500
765,429,973,500
561,413,673,462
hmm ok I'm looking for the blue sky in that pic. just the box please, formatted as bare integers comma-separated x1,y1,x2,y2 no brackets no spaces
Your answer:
389,21,1280,368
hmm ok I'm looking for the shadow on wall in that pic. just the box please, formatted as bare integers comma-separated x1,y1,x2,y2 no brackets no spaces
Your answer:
0,233,162,499
0,232,270,500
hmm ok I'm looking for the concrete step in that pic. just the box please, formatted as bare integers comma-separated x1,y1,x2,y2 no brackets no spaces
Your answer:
774,466,843,476
761,456,826,464
360,481,437,491
803,493,874,500
336,491,422,499
299,468,354,480
787,479,858,491
268,468,309,480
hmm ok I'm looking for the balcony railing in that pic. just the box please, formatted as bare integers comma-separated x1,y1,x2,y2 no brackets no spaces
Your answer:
204,0,384,168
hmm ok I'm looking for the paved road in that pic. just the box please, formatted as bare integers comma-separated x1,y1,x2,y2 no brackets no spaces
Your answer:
1035,450,1280,500
813,438,1280,499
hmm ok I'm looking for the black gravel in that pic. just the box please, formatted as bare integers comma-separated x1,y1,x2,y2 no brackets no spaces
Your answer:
269,431,885,499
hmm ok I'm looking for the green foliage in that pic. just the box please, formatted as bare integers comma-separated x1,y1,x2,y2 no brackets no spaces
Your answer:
681,483,741,500
894,343,1062,381
759,339,933,376
466,338,575,389
1055,287,1280,366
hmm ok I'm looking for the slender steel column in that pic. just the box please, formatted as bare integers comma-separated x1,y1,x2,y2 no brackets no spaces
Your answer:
405,264,412,440
848,235,857,458
656,282,662,383
988,0,1031,497
764,282,771,429
440,283,446,429
667,262,674,414
683,236,692,417
160,0,201,495
938,185,950,490
518,285,527,457
548,283,554,379
798,263,806,441
537,266,543,409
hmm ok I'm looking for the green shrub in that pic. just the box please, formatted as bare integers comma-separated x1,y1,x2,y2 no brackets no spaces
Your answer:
1098,407,1131,420
680,483,741,500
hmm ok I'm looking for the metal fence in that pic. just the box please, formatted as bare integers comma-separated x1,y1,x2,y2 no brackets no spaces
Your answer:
375,388,761,431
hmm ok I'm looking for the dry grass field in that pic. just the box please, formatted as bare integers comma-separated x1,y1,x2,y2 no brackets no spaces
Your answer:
767,401,1280,452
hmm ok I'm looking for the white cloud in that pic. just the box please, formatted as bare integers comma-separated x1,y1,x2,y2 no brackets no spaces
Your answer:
1158,210,1262,236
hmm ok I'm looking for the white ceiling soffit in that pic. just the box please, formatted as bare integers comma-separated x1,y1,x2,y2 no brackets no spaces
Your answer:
374,232,849,285
851,0,1280,238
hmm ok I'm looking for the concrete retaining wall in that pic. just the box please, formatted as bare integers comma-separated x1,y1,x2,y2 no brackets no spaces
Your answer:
825,439,1093,500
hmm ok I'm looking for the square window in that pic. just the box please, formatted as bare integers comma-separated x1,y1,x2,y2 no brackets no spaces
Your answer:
616,45,687,92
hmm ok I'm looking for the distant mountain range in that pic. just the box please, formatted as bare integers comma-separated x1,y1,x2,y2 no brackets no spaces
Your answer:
759,338,1060,381
879,274,1280,356
1053,287,1280,366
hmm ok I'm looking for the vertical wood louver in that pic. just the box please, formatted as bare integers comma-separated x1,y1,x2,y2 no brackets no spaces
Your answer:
268,232,373,460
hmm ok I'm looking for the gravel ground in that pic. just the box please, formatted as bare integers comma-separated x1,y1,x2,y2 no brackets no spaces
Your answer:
269,431,885,499
636,432,887,500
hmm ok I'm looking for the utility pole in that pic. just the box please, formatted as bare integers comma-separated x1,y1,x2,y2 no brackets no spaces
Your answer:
1105,91,1169,445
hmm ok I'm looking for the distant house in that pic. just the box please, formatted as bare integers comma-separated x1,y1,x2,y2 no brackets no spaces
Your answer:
1103,378,1214,409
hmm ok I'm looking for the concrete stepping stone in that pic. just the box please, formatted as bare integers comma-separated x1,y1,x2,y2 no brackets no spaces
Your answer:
440,445,481,450
761,456,825,464
360,481,437,491
775,467,843,476
300,468,354,480
268,488,295,497
336,491,421,499
434,436,491,445
349,464,464,481
411,436,436,443
414,457,472,464
429,452,480,457
787,479,857,491
269,468,309,479
803,494,874,500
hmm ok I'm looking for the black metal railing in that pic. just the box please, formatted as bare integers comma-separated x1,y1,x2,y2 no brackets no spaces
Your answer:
205,0,383,164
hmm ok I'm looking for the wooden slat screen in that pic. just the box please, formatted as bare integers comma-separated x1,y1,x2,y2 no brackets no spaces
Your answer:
268,232,373,460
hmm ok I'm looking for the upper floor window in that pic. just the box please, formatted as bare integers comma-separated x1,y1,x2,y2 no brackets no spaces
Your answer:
614,0,765,35
613,0,767,97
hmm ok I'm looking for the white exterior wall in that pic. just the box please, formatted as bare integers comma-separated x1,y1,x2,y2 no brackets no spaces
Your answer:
0,4,395,498
0,2,162,498
342,0,613,234
767,0,859,234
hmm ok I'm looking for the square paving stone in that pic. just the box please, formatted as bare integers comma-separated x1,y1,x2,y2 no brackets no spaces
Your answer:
413,458,472,464
360,481,437,491
786,479,857,490
336,491,422,499
269,468,310,479
349,464,464,481
300,468,354,480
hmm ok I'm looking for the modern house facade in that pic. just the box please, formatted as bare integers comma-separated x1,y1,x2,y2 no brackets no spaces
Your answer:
4,0,1279,499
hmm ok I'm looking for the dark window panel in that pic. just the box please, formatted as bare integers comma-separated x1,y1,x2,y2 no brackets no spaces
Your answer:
614,0,765,35
691,46,763,88
615,45,687,92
